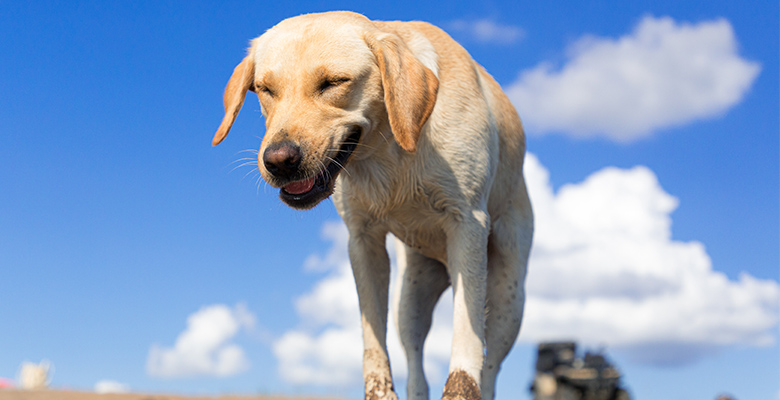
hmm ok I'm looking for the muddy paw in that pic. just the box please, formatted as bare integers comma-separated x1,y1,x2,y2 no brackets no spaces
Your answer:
365,374,399,400
441,370,481,400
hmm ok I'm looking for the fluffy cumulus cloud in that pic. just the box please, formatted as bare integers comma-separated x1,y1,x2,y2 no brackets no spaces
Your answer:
272,154,779,387
147,303,255,378
447,19,524,45
521,154,780,363
506,16,761,141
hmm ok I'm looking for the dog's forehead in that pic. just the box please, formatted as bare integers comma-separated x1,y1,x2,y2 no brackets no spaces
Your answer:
251,17,374,78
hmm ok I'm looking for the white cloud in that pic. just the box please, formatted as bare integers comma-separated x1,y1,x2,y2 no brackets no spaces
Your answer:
302,221,350,273
447,19,524,45
521,154,780,363
506,16,761,141
272,154,779,386
94,380,130,394
273,324,363,386
147,303,255,378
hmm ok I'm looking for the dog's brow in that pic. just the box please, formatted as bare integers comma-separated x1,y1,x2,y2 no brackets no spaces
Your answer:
313,65,351,82
255,72,278,93
259,69,276,83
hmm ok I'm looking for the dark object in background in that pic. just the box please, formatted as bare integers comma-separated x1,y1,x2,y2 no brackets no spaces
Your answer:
530,342,631,400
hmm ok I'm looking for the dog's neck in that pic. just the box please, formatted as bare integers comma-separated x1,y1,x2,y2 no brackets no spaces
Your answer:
335,131,422,217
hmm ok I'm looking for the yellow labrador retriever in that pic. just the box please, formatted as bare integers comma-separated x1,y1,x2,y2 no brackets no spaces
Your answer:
213,11,533,400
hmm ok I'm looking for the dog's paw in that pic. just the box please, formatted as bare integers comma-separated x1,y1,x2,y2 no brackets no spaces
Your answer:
440,370,481,400
365,374,399,400
366,393,398,400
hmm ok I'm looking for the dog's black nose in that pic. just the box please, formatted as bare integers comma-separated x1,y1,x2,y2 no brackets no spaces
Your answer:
263,141,302,179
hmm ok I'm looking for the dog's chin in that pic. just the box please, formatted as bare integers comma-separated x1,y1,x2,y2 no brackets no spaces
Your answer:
276,127,362,210
279,174,335,210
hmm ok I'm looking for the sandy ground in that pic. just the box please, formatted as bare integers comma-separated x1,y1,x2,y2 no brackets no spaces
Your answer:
0,390,342,400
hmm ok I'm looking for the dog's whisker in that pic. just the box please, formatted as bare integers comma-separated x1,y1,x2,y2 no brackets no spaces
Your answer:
225,158,255,169
229,157,259,164
314,158,330,181
324,156,351,178
227,149,261,176
327,141,380,153
230,159,258,168
236,149,259,155
317,158,336,182
238,164,259,180
230,161,259,174
377,129,391,144
256,175,264,196
262,178,271,195
355,142,379,151
323,155,341,169
323,158,335,181
242,167,262,182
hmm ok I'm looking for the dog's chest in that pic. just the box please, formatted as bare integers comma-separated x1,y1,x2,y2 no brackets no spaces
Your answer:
384,205,449,264
363,187,454,264
336,159,467,264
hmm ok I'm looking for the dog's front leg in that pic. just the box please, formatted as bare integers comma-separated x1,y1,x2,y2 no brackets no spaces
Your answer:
349,228,398,400
442,210,490,400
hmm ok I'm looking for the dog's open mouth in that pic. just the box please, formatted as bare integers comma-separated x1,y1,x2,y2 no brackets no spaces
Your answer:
278,127,361,209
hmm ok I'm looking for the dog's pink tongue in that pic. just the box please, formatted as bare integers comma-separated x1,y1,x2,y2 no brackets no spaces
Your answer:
284,177,315,195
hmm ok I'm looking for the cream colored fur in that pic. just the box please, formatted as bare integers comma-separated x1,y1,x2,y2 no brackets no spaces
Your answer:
213,11,533,400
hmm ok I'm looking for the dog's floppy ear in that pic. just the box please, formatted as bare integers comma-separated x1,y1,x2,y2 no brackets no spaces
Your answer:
365,32,438,153
213,55,255,146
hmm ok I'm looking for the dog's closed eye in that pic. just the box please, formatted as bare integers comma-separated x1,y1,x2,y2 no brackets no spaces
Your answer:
255,84,275,97
318,77,350,94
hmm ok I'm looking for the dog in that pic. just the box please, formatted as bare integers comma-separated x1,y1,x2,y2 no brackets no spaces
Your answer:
213,11,533,400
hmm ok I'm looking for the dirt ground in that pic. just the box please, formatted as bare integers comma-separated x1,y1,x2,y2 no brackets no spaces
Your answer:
0,390,341,400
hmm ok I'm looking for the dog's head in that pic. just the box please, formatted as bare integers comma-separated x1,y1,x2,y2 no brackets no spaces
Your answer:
213,12,439,209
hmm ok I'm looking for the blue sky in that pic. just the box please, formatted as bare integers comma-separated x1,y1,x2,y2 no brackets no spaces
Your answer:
1,1,777,399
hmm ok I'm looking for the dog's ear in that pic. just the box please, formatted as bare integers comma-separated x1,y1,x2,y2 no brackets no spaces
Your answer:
213,55,255,146
365,32,438,153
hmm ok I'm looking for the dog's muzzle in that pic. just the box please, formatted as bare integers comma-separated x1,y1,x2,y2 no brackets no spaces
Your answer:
276,127,362,209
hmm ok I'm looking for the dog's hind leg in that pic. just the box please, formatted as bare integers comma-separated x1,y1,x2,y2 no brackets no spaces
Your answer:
392,240,450,400
480,210,533,400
